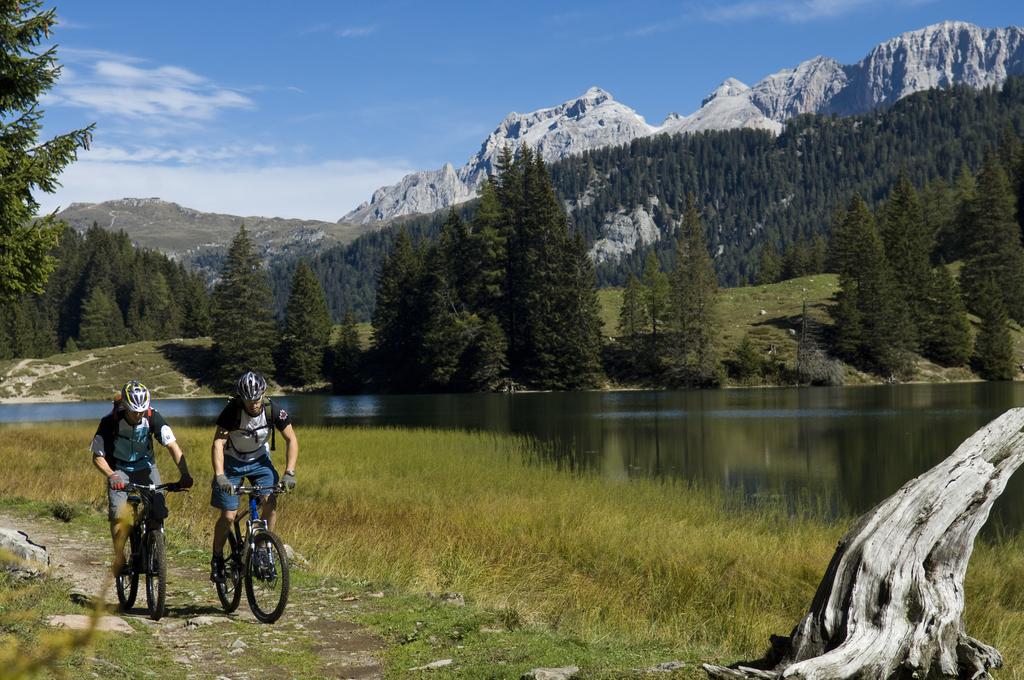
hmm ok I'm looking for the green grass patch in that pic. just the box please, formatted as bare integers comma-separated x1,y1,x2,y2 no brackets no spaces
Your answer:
0,570,180,678
1,425,1023,677
0,338,219,402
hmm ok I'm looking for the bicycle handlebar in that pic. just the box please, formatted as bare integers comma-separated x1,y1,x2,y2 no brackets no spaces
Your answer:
124,482,188,493
232,483,286,495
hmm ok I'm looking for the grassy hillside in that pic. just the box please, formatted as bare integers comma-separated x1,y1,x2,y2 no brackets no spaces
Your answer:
599,273,1024,384
0,339,220,403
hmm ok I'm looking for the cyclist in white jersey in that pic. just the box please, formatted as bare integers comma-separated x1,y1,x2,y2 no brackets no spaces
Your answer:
91,381,193,568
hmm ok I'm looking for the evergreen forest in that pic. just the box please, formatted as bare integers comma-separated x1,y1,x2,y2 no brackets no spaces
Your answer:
273,77,1024,322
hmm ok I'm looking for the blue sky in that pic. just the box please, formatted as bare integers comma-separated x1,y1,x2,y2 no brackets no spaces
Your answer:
39,0,1022,220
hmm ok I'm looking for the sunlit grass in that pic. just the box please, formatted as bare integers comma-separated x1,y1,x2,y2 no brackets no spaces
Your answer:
1,425,1023,671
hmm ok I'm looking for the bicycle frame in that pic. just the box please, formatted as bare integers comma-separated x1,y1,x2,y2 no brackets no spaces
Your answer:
217,483,290,622
116,482,184,620
231,490,273,548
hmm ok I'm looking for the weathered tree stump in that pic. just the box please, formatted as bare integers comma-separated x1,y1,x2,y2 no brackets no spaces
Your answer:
704,408,1024,680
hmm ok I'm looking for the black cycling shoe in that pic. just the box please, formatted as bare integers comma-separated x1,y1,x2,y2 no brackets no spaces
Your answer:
210,555,226,584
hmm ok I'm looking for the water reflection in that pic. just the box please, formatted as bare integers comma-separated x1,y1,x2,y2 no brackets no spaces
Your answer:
3,382,1023,531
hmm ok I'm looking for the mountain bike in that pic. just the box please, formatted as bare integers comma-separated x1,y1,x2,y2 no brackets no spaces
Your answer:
115,481,185,620
215,483,290,623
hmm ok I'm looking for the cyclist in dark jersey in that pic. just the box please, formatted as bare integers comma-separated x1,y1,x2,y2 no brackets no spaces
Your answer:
209,371,299,582
91,381,193,566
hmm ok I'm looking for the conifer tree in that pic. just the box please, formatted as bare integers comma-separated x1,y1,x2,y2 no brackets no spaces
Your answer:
880,174,932,344
922,179,958,263
0,2,92,300
732,334,762,384
78,285,124,350
641,251,669,339
462,314,508,391
210,226,277,384
277,260,332,385
809,234,828,274
372,229,427,390
831,195,913,376
498,149,603,388
470,178,507,319
554,228,604,388
921,265,972,366
781,240,810,280
972,277,1015,380
946,164,978,261
755,242,781,285
143,271,181,340
667,198,720,386
420,244,473,389
438,209,473,307
618,275,645,352
0,309,11,360
181,272,211,337
330,309,362,394
960,154,1024,323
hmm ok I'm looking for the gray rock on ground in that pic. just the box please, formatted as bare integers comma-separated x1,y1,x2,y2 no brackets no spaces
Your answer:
283,543,309,567
426,591,466,606
408,658,453,671
521,667,580,680
0,527,49,577
69,586,95,606
186,615,231,627
646,661,686,673
47,614,133,634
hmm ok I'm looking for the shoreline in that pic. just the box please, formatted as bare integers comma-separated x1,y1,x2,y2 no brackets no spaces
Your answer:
0,376,1003,406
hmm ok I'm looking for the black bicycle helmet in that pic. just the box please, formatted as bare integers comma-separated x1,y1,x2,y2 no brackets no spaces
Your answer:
237,371,267,401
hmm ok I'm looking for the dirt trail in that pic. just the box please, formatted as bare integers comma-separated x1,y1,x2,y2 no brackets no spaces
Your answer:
0,510,385,679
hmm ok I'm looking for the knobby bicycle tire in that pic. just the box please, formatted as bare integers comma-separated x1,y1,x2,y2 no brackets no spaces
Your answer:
115,529,139,610
244,530,289,624
216,533,243,613
145,528,167,620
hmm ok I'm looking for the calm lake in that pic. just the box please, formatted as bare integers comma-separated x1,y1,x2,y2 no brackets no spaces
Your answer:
3,382,1024,531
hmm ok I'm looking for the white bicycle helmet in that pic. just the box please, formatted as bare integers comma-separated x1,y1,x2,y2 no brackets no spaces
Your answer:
120,380,151,413
237,371,267,402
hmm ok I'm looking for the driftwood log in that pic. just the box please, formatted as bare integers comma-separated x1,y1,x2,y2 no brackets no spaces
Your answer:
704,408,1024,680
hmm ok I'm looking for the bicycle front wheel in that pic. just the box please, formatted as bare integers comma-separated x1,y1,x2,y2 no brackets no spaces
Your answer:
244,530,289,624
145,529,166,620
216,534,243,613
115,530,139,610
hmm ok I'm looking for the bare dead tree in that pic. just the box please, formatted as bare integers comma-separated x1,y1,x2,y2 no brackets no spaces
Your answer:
704,408,1024,680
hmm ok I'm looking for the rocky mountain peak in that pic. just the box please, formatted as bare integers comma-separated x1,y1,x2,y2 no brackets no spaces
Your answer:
702,78,751,106
342,21,1024,227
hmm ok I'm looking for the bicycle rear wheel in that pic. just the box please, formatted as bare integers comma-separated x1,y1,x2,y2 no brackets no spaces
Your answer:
145,529,166,620
244,530,289,623
115,530,139,610
216,534,243,613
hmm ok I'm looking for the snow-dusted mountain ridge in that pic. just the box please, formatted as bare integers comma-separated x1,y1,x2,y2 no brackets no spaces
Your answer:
342,21,1024,226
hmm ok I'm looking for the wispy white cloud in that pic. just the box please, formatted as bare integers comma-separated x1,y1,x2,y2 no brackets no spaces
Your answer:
84,143,276,164
700,0,933,23
337,25,377,38
59,47,142,64
54,17,90,30
41,158,416,221
625,21,679,38
51,59,253,122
